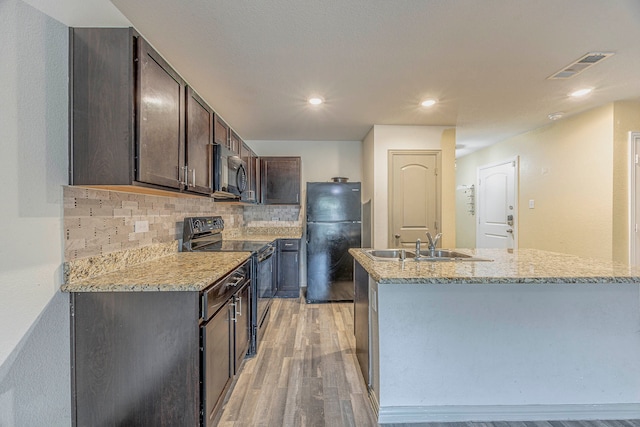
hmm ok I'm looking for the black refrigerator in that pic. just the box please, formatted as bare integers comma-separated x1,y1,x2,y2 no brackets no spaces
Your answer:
306,182,361,303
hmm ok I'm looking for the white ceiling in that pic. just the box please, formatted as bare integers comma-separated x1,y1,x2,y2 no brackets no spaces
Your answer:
28,0,640,157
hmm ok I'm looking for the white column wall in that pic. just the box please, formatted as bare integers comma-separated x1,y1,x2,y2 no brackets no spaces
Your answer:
0,1,70,425
376,282,640,422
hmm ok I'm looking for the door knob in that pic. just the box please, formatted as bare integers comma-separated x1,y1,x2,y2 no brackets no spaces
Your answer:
506,229,513,234
394,234,400,239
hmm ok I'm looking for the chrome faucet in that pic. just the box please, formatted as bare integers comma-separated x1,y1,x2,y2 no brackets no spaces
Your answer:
426,232,442,256
415,238,422,260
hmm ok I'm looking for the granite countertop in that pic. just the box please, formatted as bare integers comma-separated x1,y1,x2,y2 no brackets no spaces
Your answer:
350,248,640,284
61,252,251,292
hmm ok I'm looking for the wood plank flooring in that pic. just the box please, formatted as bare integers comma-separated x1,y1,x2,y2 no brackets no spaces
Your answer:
217,297,640,427
218,296,376,427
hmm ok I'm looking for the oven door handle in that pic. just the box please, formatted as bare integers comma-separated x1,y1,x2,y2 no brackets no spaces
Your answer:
257,245,276,262
227,276,244,288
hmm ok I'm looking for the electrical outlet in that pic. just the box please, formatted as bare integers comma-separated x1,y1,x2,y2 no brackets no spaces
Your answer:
134,220,149,233
528,199,535,209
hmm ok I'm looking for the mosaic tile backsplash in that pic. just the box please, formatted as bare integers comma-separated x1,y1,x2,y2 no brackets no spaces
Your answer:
63,186,302,261
243,205,302,226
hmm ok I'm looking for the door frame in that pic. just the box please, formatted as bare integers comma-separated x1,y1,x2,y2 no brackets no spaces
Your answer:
387,149,442,247
628,131,640,266
475,156,519,249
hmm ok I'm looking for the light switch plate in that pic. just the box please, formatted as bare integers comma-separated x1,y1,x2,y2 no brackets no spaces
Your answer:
134,220,149,233
529,199,535,209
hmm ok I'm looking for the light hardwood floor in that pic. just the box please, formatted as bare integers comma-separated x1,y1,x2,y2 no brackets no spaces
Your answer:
217,297,640,427
218,296,377,426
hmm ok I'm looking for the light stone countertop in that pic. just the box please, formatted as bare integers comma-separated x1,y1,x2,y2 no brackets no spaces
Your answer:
350,248,640,284
61,252,251,292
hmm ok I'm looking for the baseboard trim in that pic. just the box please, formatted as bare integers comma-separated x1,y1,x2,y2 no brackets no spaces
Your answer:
378,403,640,423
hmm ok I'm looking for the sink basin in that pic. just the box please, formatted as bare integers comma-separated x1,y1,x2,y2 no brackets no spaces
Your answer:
416,249,472,259
363,248,490,262
414,249,491,261
363,249,415,261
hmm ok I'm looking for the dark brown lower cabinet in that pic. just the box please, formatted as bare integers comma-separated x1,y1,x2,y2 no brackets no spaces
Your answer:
71,291,200,426
70,285,251,426
276,239,301,298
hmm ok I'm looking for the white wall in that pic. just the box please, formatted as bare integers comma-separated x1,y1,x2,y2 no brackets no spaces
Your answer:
248,140,363,286
456,105,615,260
248,139,362,185
367,125,455,249
0,1,70,424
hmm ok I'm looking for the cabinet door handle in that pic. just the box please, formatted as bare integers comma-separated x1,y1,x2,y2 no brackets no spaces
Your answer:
231,302,237,322
192,168,196,187
236,296,242,316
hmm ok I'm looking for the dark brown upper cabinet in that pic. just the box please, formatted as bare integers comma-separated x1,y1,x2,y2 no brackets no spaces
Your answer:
136,38,186,190
229,131,241,155
70,27,137,186
70,27,257,198
70,27,203,195
260,157,301,205
214,116,229,149
185,87,214,195
240,142,259,203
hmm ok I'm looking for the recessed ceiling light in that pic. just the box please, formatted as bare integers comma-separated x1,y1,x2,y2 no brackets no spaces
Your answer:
548,112,564,120
569,88,593,98
308,97,323,105
420,99,437,107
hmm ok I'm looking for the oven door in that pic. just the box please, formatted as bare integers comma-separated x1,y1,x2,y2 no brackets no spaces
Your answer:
256,245,275,329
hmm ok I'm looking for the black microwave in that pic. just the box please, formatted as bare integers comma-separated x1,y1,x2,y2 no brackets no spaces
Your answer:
213,143,247,199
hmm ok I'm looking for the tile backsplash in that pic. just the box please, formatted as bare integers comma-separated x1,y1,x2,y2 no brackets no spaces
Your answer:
63,186,303,261
63,187,244,261
243,205,302,227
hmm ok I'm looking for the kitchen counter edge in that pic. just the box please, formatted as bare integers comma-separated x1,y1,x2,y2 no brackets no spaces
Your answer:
350,248,640,284
61,252,252,293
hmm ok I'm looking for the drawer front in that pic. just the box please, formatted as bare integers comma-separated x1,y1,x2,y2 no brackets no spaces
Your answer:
279,239,300,251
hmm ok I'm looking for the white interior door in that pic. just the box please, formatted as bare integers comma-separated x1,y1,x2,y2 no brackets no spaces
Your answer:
629,132,640,266
388,151,440,248
477,157,518,249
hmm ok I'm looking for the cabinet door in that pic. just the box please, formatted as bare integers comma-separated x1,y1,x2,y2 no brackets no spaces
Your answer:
229,131,241,155
214,115,229,148
277,239,300,297
240,143,257,203
137,39,185,189
202,304,232,427
185,87,213,194
250,148,260,202
354,261,369,385
70,28,134,185
233,283,251,373
261,157,301,205
277,250,300,296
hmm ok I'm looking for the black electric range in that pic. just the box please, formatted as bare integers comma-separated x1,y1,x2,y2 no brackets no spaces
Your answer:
181,216,276,355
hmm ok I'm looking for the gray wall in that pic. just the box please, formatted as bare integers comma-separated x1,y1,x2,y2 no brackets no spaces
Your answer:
0,1,70,425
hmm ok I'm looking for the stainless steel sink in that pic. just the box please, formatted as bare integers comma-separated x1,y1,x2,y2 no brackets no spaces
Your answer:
363,248,490,262
416,249,470,259
363,249,415,261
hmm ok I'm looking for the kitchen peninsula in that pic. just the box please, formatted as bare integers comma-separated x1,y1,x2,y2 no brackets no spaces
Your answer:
350,248,640,424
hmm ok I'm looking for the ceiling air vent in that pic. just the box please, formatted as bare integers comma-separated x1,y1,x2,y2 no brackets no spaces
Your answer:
547,52,615,80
